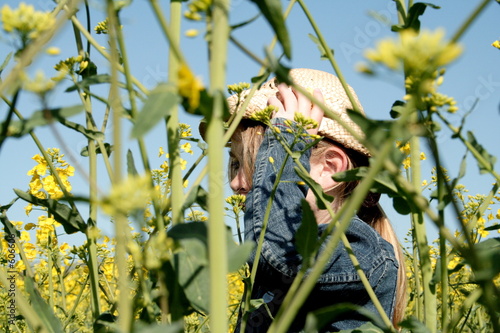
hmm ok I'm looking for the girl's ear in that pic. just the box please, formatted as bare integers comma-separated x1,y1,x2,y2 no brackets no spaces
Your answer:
314,145,349,190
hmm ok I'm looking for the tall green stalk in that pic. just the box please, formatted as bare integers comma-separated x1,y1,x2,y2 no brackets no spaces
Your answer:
107,2,132,331
409,129,436,332
207,0,230,331
166,0,184,226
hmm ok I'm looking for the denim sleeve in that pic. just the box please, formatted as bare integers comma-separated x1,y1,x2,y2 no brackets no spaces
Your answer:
244,118,312,278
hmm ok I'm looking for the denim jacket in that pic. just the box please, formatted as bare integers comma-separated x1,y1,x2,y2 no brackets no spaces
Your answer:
241,119,398,332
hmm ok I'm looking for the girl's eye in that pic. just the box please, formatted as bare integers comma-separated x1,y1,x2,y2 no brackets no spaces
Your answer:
230,159,240,171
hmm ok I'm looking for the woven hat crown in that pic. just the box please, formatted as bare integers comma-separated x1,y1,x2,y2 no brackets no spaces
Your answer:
227,68,369,155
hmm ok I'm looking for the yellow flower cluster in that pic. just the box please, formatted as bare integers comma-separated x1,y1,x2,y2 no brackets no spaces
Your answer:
178,64,204,111
179,122,192,138
21,70,59,95
101,175,157,216
249,105,277,123
94,18,108,34
365,29,462,74
396,141,426,169
184,0,212,21
363,29,462,110
25,148,74,215
186,210,208,222
1,3,55,46
226,194,246,215
54,55,91,77
228,82,251,95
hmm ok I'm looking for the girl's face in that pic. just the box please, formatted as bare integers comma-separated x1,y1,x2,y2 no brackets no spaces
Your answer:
229,137,251,195
228,121,265,196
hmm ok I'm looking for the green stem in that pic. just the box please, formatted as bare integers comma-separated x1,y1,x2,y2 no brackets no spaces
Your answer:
207,0,231,331
107,2,132,331
166,0,184,226
297,0,362,114
411,226,423,321
450,0,492,44
409,127,436,332
149,0,186,64
0,268,47,331
48,250,55,310
63,275,90,329
69,15,149,96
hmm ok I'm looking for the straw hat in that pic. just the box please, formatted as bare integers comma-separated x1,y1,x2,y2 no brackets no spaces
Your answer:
226,68,369,156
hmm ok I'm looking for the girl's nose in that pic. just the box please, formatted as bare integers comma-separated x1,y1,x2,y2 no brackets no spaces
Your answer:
230,170,249,195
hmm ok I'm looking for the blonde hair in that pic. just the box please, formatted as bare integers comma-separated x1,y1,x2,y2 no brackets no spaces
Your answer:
229,121,407,326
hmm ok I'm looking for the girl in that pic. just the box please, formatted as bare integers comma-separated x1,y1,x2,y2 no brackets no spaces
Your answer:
227,68,406,332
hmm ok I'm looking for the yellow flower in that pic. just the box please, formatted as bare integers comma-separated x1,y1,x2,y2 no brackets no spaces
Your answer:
1,3,55,43
178,64,204,111
101,174,156,216
396,141,411,155
365,29,462,72
46,46,60,55
227,82,250,95
22,70,56,94
186,210,208,222
94,18,108,34
24,203,33,216
185,29,199,37
179,123,192,138
181,142,193,154
180,158,187,170
24,223,36,231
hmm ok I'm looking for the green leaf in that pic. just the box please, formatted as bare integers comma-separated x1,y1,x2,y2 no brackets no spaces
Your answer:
391,2,440,32
305,303,388,333
0,211,21,238
308,34,332,60
0,52,12,75
80,143,113,157
390,100,406,119
392,196,412,215
398,316,432,332
57,118,104,141
131,83,179,139
333,167,400,197
133,321,184,333
182,185,208,212
65,74,111,92
230,13,260,31
347,110,407,148
406,2,440,32
294,166,333,210
484,224,500,231
127,149,138,176
168,222,209,313
3,105,84,137
14,189,86,234
226,230,254,272
469,238,500,281
168,222,253,312
249,0,291,58
467,131,496,174
333,167,413,215
24,277,64,333
295,200,318,267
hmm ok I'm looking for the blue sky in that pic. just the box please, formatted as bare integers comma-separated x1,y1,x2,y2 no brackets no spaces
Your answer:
1,0,499,244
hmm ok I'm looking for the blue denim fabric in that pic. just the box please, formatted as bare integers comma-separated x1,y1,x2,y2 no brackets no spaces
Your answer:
240,118,398,332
